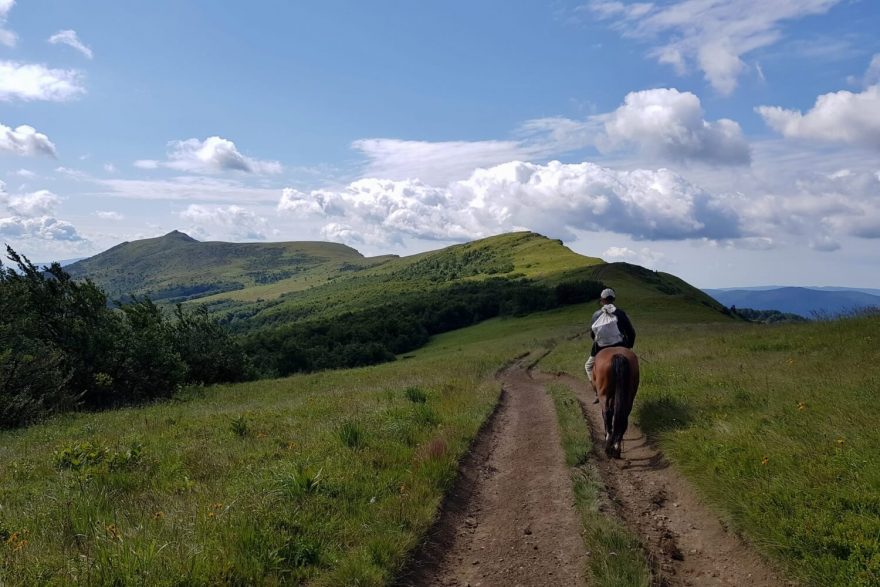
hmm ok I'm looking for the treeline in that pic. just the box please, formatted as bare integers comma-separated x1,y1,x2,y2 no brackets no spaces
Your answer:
243,278,605,377
1,248,250,429
732,307,808,324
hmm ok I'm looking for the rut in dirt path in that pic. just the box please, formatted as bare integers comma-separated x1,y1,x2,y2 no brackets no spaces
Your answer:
541,372,791,587
398,358,588,587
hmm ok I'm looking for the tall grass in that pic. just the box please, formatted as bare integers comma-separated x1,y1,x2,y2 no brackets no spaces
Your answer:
542,313,880,586
0,305,585,585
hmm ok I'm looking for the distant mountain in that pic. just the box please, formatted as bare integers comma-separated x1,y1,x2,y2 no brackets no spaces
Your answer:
65,230,397,303
30,257,86,267
709,285,880,297
703,287,880,318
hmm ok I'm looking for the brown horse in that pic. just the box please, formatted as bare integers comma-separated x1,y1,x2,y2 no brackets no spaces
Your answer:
593,347,640,459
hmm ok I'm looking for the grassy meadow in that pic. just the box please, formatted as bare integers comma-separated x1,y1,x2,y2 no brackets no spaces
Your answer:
541,310,880,586
0,305,583,586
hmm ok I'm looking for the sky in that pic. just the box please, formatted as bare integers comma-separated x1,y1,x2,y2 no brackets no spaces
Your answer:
1,0,879,288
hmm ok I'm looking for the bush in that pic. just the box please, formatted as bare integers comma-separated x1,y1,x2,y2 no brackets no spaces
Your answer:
0,246,252,429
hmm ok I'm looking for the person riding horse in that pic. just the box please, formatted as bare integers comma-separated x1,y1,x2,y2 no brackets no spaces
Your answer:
585,288,636,404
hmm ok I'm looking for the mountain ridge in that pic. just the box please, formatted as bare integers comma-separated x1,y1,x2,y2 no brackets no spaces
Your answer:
66,230,732,329
704,286,880,318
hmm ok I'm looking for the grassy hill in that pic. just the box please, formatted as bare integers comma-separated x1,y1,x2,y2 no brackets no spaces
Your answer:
4,231,877,585
64,230,396,303
67,230,731,333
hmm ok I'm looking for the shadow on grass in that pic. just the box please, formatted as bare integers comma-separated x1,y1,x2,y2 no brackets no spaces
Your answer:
636,393,693,436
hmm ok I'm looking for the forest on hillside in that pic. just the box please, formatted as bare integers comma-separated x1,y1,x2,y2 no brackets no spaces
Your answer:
0,247,604,429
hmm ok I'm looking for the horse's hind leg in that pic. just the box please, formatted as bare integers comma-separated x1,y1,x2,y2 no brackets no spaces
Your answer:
603,397,615,456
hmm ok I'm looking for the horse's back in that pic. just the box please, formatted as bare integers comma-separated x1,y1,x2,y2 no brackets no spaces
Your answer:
594,347,640,390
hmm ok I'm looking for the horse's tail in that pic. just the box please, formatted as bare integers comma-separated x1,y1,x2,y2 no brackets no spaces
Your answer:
611,354,632,443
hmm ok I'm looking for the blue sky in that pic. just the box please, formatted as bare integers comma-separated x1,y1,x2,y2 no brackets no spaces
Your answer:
1,0,879,287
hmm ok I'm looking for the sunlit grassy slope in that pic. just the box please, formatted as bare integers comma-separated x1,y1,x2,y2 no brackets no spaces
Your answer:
64,229,729,333
0,306,588,586
541,313,880,587
64,230,395,303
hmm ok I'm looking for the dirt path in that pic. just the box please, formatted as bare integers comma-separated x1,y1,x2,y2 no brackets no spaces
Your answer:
398,357,588,587
542,372,790,587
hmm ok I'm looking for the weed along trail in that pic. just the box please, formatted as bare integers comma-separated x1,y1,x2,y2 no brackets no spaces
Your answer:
545,372,789,587
400,355,588,586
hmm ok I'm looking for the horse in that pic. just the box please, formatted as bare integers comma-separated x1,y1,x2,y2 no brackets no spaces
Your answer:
592,347,640,459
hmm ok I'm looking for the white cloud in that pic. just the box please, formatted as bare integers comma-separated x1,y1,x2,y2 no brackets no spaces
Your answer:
55,166,89,179
279,159,744,246
103,163,117,173
358,88,750,184
97,176,281,203
519,88,749,166
596,88,750,164
0,0,16,47
809,235,840,252
12,168,35,177
586,0,843,94
48,29,93,59
862,54,880,88
602,245,666,268
138,136,282,175
0,123,56,157
180,204,268,241
96,210,123,221
353,138,533,184
0,61,86,102
756,85,880,149
0,216,83,241
6,189,61,216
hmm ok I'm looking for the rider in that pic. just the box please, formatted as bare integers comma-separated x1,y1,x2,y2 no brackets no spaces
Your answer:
586,288,636,403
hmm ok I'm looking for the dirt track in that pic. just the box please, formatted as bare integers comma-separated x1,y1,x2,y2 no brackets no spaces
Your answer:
399,360,788,587
544,372,789,587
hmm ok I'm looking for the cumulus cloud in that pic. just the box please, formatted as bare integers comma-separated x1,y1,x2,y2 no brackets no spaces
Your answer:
0,183,82,242
756,85,880,149
732,168,880,247
596,88,750,164
96,210,124,221
6,190,61,216
519,88,749,166
48,29,93,59
0,123,56,157
279,160,744,246
586,0,843,94
138,136,282,175
0,61,86,102
180,204,268,240
353,138,533,185
0,216,82,241
602,245,666,268
0,0,16,47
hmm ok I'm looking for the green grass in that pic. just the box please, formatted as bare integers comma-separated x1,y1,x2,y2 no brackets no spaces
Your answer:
0,304,587,586
541,313,880,586
546,383,651,587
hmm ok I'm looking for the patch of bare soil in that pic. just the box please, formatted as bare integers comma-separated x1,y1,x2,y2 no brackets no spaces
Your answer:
397,358,588,587
544,372,792,587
